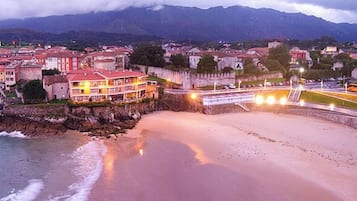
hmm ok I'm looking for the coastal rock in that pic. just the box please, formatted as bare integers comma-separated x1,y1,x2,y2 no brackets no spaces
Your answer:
0,115,67,137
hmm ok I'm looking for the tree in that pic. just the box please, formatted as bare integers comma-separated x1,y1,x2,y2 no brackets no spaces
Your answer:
22,80,47,103
262,58,286,73
243,58,260,75
170,54,188,69
42,69,60,76
268,44,291,70
222,67,234,73
129,44,165,67
196,55,217,73
244,63,259,75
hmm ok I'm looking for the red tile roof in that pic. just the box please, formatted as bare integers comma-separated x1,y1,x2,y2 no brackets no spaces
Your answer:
67,69,146,81
43,75,68,85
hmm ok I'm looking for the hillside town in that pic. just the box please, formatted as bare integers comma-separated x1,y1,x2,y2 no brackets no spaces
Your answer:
0,40,356,104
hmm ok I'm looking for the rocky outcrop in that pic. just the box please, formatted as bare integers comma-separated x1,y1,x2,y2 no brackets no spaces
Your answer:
0,115,67,137
0,100,157,138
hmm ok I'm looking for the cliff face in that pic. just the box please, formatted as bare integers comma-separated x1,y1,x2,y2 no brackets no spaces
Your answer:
0,101,158,137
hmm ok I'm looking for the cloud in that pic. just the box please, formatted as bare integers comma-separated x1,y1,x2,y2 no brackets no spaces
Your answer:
284,0,357,11
0,0,356,24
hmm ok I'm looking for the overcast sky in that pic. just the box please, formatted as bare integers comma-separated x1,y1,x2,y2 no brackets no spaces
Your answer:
0,0,356,24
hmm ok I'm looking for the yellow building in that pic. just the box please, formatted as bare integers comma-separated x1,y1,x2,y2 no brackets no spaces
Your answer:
67,70,147,102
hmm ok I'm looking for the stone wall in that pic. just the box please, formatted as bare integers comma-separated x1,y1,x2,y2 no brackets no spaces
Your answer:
137,65,184,84
186,72,235,89
136,65,235,89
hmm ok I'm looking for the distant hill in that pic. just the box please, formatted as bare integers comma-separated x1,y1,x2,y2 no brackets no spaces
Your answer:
0,5,356,42
0,29,160,45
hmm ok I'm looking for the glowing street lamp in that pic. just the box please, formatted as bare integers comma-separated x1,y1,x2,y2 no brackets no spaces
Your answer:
329,103,335,111
255,95,264,105
299,67,304,80
299,100,305,107
190,93,197,100
279,97,287,105
266,95,276,105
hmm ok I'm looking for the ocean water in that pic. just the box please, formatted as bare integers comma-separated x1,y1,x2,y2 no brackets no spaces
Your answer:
0,131,106,201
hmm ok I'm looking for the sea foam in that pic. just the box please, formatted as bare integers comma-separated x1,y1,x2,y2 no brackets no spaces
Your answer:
0,131,26,138
0,179,44,201
49,140,107,201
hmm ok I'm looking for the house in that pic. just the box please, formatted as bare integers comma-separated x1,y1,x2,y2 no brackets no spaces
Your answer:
67,70,147,103
0,48,12,58
19,61,42,81
189,51,244,71
268,41,281,49
85,50,129,71
0,65,5,89
321,46,343,57
43,75,69,101
332,61,344,71
44,50,82,72
289,47,313,68
352,68,357,80
5,61,21,90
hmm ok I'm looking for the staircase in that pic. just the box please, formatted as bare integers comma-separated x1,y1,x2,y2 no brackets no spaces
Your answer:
288,88,302,102
234,102,250,112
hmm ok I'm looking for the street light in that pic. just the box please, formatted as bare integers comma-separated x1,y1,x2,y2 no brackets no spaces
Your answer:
299,67,304,80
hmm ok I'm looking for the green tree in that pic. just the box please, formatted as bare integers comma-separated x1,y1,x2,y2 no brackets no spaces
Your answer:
243,58,260,75
22,80,47,103
129,44,165,67
334,53,351,61
196,55,217,73
42,69,60,76
244,63,259,74
170,54,188,69
262,58,286,74
268,44,291,70
222,67,234,73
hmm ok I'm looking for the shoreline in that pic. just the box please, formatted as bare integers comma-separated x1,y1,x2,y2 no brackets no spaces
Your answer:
89,111,356,201
0,104,356,137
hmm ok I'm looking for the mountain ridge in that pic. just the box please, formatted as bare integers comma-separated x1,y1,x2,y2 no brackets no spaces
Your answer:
0,5,356,42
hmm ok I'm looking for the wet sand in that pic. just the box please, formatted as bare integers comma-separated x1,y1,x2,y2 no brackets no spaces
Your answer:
90,111,357,201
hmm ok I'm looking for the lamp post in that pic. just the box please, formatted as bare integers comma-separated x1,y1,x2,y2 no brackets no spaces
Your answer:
167,78,171,89
264,78,267,89
299,67,304,80
238,80,242,91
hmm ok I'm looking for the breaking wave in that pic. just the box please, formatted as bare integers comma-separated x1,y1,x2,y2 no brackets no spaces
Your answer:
0,131,26,138
49,140,107,201
0,179,44,201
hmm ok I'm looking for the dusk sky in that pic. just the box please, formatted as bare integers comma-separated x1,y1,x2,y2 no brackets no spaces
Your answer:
0,0,356,24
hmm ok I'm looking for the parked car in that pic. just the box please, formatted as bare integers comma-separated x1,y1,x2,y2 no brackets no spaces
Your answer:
227,84,236,89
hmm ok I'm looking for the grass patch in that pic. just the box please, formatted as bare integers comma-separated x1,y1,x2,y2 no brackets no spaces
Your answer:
258,89,290,98
300,91,357,110
319,91,357,102
147,76,167,84
240,78,286,86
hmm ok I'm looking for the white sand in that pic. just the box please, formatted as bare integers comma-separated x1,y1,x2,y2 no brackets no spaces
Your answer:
125,111,357,201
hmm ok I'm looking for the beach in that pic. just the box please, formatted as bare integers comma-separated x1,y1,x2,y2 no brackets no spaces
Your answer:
1,111,356,201
89,111,357,201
